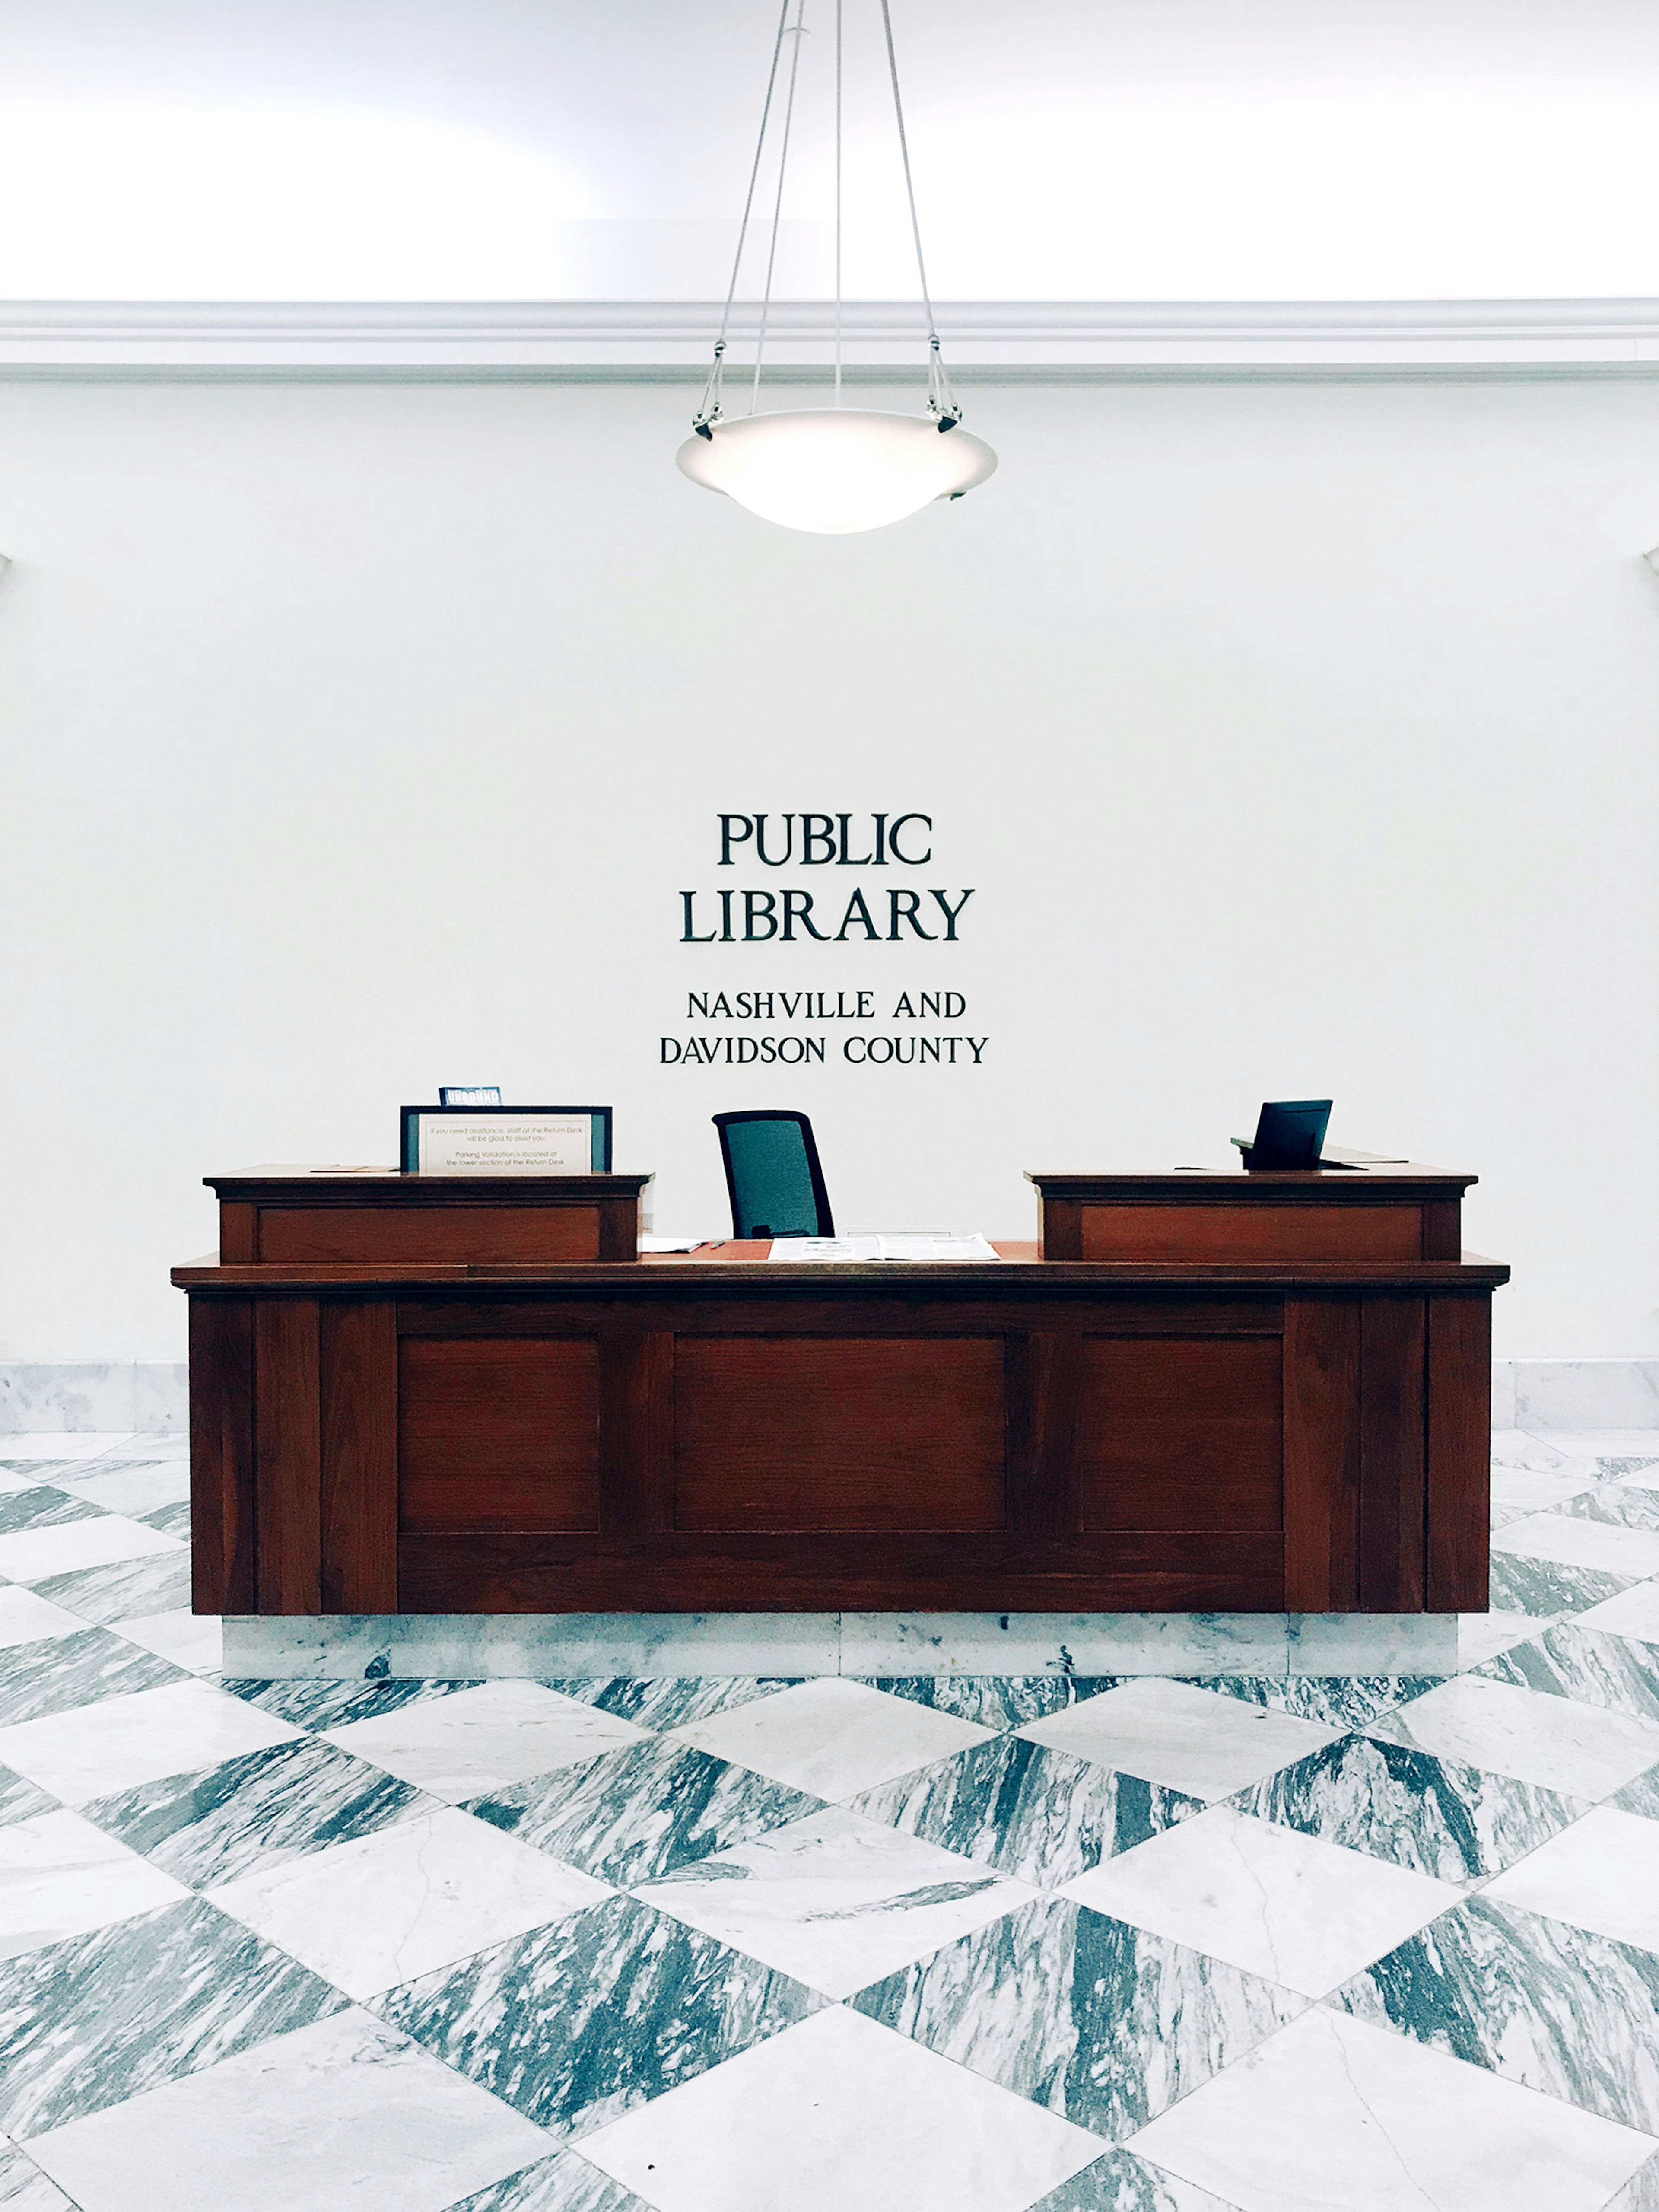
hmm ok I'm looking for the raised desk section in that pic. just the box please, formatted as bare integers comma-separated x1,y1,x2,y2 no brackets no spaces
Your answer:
180,1168,1505,1623
1029,1162,1473,1264
210,1168,653,1268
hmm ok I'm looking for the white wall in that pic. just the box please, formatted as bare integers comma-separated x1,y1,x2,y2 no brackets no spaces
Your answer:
1,372,1656,1362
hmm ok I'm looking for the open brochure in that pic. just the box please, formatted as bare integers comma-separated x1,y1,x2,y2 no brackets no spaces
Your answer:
769,1233,1001,1263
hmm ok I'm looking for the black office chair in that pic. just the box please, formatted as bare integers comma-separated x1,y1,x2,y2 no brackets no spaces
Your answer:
712,1111,835,1239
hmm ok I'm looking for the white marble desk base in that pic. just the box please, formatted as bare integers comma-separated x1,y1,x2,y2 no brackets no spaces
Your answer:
222,1607,1473,1681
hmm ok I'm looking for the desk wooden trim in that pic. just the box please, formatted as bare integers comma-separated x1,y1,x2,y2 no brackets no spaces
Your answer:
1028,1165,1475,1265
206,1169,653,1268
173,1237,1509,1293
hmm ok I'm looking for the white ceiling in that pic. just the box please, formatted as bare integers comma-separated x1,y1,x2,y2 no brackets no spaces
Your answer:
4,0,1659,301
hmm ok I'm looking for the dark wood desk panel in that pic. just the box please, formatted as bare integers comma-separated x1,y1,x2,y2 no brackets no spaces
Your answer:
260,1205,604,1268
1072,1203,1425,1264
399,1337,602,1533
178,1234,1505,1620
674,1334,1007,1533
1078,1336,1284,1533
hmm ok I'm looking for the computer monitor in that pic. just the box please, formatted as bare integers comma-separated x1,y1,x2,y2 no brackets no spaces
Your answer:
1236,1099,1332,1170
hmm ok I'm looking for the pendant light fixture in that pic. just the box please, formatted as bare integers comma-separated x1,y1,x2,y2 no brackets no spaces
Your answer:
677,0,995,534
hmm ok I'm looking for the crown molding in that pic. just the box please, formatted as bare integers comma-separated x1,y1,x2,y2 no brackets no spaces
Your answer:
3,297,1659,380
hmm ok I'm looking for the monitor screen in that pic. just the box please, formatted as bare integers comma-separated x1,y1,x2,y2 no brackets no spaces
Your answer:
1250,1098,1332,1169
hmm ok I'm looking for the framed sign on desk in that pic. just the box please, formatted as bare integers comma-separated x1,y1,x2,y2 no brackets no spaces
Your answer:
400,1104,612,1174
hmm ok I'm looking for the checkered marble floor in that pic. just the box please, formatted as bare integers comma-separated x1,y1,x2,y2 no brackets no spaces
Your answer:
2,1430,1659,2210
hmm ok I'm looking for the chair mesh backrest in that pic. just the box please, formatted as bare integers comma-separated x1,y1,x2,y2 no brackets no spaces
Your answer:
715,1114,832,1238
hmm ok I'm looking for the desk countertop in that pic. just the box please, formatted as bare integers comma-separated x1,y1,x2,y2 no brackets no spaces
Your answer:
172,1239,1510,1291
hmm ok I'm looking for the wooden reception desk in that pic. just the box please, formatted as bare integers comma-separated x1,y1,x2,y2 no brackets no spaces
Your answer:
180,1160,1503,1621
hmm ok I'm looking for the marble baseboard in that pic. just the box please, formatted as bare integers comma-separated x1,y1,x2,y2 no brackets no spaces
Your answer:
224,1610,1470,1681
0,1365,187,1434
227,1613,845,1680
1506,1361,1659,1431
837,1610,1290,1677
1492,1362,1518,1429
1490,1362,1659,1431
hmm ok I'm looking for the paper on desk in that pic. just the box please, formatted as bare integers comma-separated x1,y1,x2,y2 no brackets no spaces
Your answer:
769,1233,1001,1263
878,1233,1001,1262
639,1235,712,1253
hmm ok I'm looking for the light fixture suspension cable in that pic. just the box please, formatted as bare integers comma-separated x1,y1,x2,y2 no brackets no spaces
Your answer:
878,0,960,426
834,0,843,405
694,0,792,431
751,0,810,409
690,0,970,444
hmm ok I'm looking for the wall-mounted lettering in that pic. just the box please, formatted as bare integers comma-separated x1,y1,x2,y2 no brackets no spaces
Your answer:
661,811,988,1068
685,812,971,947
718,813,932,866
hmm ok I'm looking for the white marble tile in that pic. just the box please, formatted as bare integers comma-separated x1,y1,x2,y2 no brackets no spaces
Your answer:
223,1613,843,1680
579,2003,1103,2212
1368,1675,1659,1799
1062,1805,1462,2000
1491,1466,1600,1513
0,1517,182,1586
324,1681,648,1804
209,1805,610,2001
1529,1431,1659,1458
96,1433,190,1464
1332,1893,1659,2140
634,1805,1036,1999
1033,2157,1248,2212
1287,1614,1458,1677
1019,1680,1342,1801
0,1679,302,1805
109,1610,222,1674
1607,2156,1659,2212
670,1679,995,1801
1484,1804,1659,1951
58,1464,190,1518
0,1588,86,1651
1490,1432,1572,1472
0,1807,187,1959
1454,1610,1557,1670
1516,1365,1659,1433
851,1891,1306,2143
23,2006,555,2212
1491,1513,1659,1579
1489,1502,1537,1531
0,1435,133,1464
0,2140,78,2210
1578,1583,1659,1644
841,1612,1288,1678
1127,2005,1655,2212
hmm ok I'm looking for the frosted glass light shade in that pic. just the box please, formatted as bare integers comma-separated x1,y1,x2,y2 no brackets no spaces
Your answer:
677,408,997,533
